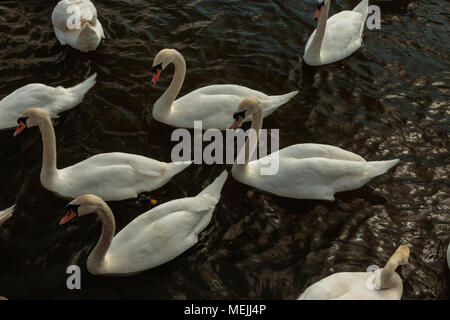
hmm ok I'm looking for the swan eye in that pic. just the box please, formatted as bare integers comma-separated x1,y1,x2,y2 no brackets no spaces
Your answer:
64,204,81,214
152,62,163,74
17,117,28,125
233,109,247,120
316,1,325,9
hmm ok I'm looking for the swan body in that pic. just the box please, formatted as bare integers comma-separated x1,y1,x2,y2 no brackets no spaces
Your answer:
14,108,192,201
151,49,298,130
230,98,399,201
0,74,96,130
298,245,410,300
304,0,369,66
0,205,14,227
60,171,228,275
52,0,105,52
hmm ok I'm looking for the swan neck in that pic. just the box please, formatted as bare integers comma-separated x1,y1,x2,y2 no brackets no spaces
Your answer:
238,108,263,166
380,258,399,289
307,0,330,57
39,117,58,183
159,51,186,111
88,203,115,269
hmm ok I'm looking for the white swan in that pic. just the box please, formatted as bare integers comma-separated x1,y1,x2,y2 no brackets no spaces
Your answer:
52,0,105,52
304,0,369,66
151,49,298,130
0,74,96,130
298,245,410,300
13,108,192,201
230,98,399,200
0,205,14,227
59,171,228,275
0,205,13,300
447,243,450,271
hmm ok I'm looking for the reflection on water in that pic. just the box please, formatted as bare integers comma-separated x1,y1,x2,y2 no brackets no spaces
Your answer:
0,0,449,299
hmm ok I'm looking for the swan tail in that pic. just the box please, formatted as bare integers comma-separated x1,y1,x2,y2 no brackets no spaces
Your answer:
353,0,369,35
267,90,299,108
198,170,228,201
167,161,193,177
365,159,399,178
67,73,97,104
0,205,15,225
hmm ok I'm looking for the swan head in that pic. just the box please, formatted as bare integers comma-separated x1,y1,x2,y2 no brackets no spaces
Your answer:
60,194,103,225
230,97,261,130
151,48,178,84
14,108,49,137
392,245,410,266
314,0,326,21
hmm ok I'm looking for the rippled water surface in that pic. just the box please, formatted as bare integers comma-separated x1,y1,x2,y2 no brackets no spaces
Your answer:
0,0,449,299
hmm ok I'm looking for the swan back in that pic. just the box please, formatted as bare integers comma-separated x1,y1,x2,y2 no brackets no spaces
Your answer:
298,271,403,300
52,0,104,52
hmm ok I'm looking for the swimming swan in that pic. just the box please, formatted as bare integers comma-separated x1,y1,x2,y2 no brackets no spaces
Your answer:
230,97,399,200
304,0,369,66
0,74,96,130
13,108,192,201
59,171,228,275
52,0,105,52
298,245,410,300
151,49,298,130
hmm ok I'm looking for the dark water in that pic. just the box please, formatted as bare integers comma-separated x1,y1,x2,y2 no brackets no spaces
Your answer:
0,0,449,300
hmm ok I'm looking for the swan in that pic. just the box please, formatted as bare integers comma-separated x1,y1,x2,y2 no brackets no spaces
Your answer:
59,171,228,275
52,0,105,52
0,205,13,227
13,108,192,201
447,243,450,271
303,0,369,66
151,49,299,130
230,98,400,200
298,245,410,300
0,205,13,300
0,74,96,130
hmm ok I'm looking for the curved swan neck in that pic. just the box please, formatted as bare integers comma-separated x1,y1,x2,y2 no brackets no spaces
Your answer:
307,0,330,57
158,51,186,111
237,107,263,166
38,117,58,183
380,255,401,289
88,203,116,270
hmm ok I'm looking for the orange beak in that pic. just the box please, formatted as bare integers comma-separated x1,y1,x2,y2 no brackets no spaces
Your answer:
60,209,77,225
14,122,26,137
230,118,244,130
314,8,322,21
152,69,162,84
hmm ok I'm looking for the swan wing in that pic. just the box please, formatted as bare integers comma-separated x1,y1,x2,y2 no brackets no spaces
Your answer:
320,11,365,62
167,85,269,129
52,0,98,30
240,154,368,200
278,144,366,162
56,153,168,200
105,195,217,273
299,272,371,300
0,84,67,129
